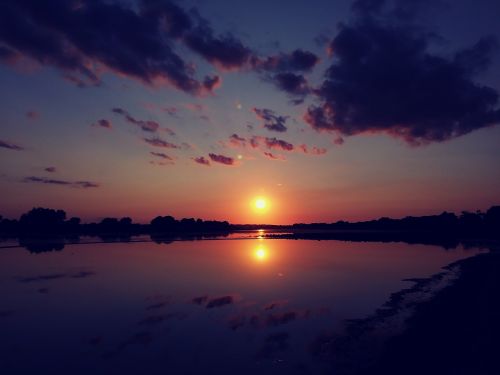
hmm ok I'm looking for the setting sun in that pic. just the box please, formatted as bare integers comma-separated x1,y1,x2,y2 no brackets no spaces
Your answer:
255,198,267,210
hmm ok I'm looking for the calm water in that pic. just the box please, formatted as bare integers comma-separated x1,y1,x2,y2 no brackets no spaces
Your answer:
0,238,484,374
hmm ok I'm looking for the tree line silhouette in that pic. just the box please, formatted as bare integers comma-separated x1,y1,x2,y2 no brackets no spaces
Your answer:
0,206,498,239
0,208,230,237
292,206,500,236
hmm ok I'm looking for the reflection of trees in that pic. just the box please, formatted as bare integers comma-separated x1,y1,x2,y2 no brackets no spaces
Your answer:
19,237,66,253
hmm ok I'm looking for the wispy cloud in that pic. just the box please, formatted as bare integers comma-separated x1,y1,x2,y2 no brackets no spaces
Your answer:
144,137,179,149
193,156,210,166
253,108,289,132
0,139,24,151
209,153,234,166
112,108,159,132
23,176,99,188
92,119,112,129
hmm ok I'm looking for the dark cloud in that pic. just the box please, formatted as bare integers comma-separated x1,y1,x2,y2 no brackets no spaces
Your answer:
209,153,234,165
75,181,100,188
0,1,326,97
252,49,317,101
0,0,228,94
92,119,112,129
229,133,247,147
304,0,500,145
253,108,288,132
182,17,253,71
44,167,56,173
227,134,326,157
271,72,310,98
203,75,221,91
193,156,210,166
150,151,173,160
144,137,179,148
251,136,294,151
23,176,99,188
263,152,285,160
0,139,24,151
253,49,319,73
112,108,159,132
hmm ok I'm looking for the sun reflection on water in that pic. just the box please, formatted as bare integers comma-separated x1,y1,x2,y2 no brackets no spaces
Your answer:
254,245,268,262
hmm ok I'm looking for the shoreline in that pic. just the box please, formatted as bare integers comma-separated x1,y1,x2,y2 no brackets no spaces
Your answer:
1,230,498,254
312,248,500,374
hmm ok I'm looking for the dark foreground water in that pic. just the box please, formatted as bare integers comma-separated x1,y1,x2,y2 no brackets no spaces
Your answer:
0,238,485,374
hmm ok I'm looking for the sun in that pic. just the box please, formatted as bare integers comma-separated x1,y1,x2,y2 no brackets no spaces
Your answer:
255,198,267,210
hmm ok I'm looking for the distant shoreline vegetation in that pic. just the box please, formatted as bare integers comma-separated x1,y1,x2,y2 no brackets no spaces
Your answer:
0,206,498,239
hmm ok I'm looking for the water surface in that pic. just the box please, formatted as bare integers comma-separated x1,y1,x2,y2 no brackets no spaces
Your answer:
0,238,484,374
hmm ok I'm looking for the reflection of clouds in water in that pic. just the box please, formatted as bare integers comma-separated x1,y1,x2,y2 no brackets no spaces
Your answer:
71,271,95,278
102,331,155,359
138,312,188,326
227,308,330,330
228,314,247,330
191,294,239,309
263,300,288,311
256,332,290,359
18,273,66,283
17,270,95,283
146,301,170,310
192,295,208,305
145,294,171,310
206,295,235,309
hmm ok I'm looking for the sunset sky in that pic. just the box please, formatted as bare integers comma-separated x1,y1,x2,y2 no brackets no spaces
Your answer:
1,0,499,224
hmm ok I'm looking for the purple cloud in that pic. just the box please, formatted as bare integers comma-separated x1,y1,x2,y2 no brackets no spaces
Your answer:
209,153,234,165
23,176,99,188
144,137,179,149
0,139,23,151
112,108,159,132
193,156,210,166
150,152,173,160
253,108,289,132
92,119,112,129
304,0,500,145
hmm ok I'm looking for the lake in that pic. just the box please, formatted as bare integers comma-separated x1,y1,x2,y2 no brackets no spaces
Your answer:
0,237,485,374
